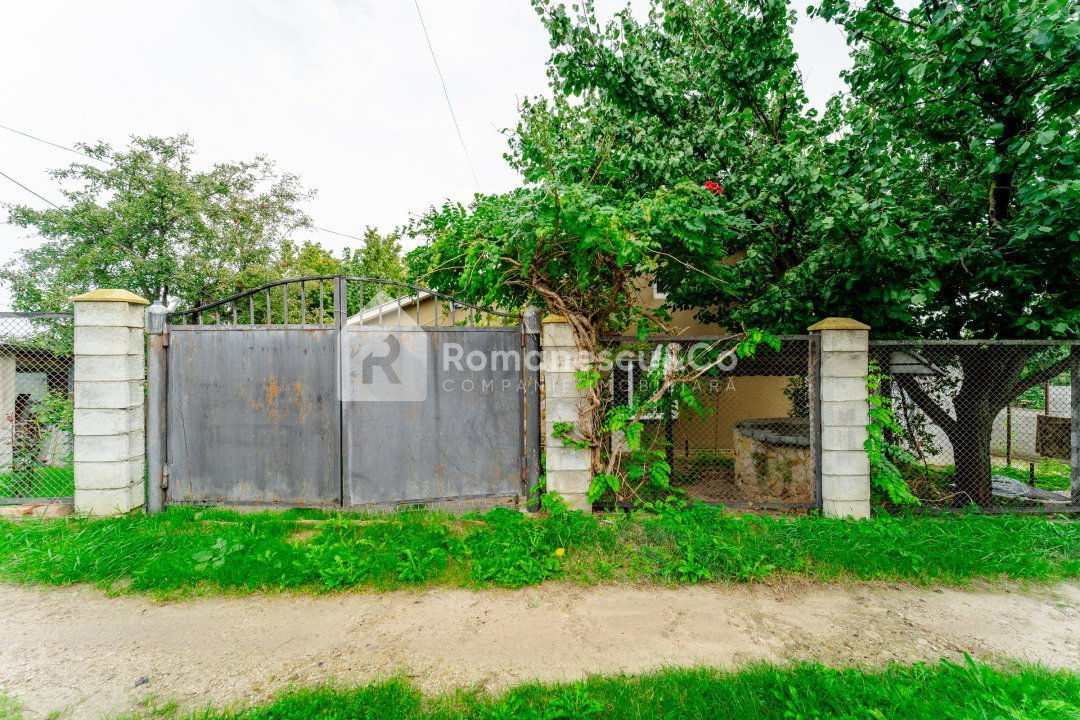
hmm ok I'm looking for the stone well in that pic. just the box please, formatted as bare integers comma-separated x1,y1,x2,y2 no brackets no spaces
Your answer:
733,417,812,504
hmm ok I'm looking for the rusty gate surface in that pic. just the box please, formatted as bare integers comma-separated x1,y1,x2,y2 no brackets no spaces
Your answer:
155,276,540,508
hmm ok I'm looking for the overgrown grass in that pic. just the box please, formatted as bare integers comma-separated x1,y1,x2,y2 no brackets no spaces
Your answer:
0,502,1077,595
8,661,1071,720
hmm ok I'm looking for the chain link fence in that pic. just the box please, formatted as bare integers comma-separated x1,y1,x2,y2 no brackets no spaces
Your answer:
0,312,75,504
605,335,814,509
868,340,1077,511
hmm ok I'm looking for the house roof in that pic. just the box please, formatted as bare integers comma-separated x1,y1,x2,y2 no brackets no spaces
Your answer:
346,290,435,325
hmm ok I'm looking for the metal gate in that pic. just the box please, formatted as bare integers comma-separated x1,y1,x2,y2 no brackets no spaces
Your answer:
151,276,540,509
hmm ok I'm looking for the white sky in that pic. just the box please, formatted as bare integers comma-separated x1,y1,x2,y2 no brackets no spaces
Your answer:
0,0,850,309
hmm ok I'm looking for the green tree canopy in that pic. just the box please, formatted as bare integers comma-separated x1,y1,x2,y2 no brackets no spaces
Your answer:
513,0,1079,339
342,227,406,283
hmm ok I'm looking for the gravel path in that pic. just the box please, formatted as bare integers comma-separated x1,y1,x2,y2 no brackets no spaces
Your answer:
1,581,1077,718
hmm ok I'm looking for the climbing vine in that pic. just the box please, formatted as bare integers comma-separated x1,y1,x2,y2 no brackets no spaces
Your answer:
865,362,920,506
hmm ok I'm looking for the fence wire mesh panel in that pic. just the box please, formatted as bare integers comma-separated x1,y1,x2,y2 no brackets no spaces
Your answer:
604,335,814,509
0,312,74,503
868,340,1078,512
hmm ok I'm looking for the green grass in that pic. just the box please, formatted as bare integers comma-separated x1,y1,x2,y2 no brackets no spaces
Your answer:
0,465,74,498
0,693,23,720
0,502,1077,595
6,661,1074,720
993,458,1072,492
898,459,1072,497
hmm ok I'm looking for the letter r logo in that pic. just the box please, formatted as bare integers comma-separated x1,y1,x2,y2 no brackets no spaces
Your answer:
343,331,427,402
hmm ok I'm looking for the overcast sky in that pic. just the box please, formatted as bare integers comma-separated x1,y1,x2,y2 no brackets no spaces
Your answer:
0,0,850,309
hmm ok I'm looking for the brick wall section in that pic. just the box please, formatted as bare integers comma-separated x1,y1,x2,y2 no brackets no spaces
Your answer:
73,289,149,515
542,316,592,511
809,318,871,519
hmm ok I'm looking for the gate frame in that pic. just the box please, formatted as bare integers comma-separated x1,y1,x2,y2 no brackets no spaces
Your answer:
147,275,540,512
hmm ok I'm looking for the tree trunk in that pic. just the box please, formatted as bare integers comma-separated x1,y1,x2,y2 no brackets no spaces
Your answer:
947,395,995,506
903,346,1036,508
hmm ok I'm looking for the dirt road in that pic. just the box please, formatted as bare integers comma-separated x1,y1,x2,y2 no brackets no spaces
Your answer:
1,581,1077,718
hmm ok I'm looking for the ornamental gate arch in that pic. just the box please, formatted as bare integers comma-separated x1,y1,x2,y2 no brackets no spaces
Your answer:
149,276,540,509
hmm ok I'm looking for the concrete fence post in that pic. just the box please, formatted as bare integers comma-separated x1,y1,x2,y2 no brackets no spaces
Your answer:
808,317,871,519
73,289,149,515
541,315,592,512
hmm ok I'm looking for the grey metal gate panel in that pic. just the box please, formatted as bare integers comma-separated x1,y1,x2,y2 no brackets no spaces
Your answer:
342,326,525,506
166,326,341,505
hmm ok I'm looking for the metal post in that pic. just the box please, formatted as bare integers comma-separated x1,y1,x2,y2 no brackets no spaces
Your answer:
145,301,169,513
333,275,347,506
807,332,823,510
1006,404,1012,466
1071,346,1079,507
522,307,542,510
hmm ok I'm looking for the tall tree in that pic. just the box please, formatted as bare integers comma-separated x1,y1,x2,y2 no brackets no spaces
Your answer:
3,134,314,309
412,0,1079,504
342,227,406,282
808,0,1079,502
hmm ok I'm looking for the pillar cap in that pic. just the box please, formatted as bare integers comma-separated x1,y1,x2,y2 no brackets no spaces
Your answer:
73,289,150,305
543,314,569,323
807,317,870,331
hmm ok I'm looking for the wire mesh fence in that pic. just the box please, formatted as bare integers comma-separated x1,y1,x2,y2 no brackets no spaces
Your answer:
0,312,75,503
604,335,815,509
868,340,1077,511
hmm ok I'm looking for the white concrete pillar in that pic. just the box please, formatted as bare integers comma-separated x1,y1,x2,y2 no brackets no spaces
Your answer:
73,289,149,515
808,317,871,519
0,354,14,474
542,315,593,512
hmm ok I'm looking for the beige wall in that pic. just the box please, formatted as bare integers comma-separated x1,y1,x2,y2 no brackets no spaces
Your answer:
632,277,728,336
670,376,797,454
631,271,795,454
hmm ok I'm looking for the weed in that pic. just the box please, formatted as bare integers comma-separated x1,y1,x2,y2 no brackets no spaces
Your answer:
0,503,1077,595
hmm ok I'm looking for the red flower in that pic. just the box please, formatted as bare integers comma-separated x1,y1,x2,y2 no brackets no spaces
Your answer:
703,180,723,196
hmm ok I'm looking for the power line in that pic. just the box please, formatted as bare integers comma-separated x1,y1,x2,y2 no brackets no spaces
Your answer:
0,123,103,162
411,0,481,192
0,168,60,208
311,225,367,243
0,120,377,243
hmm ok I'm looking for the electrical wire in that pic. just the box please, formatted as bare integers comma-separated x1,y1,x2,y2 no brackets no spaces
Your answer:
311,225,366,243
0,121,375,241
0,123,102,162
0,168,60,208
412,0,481,192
